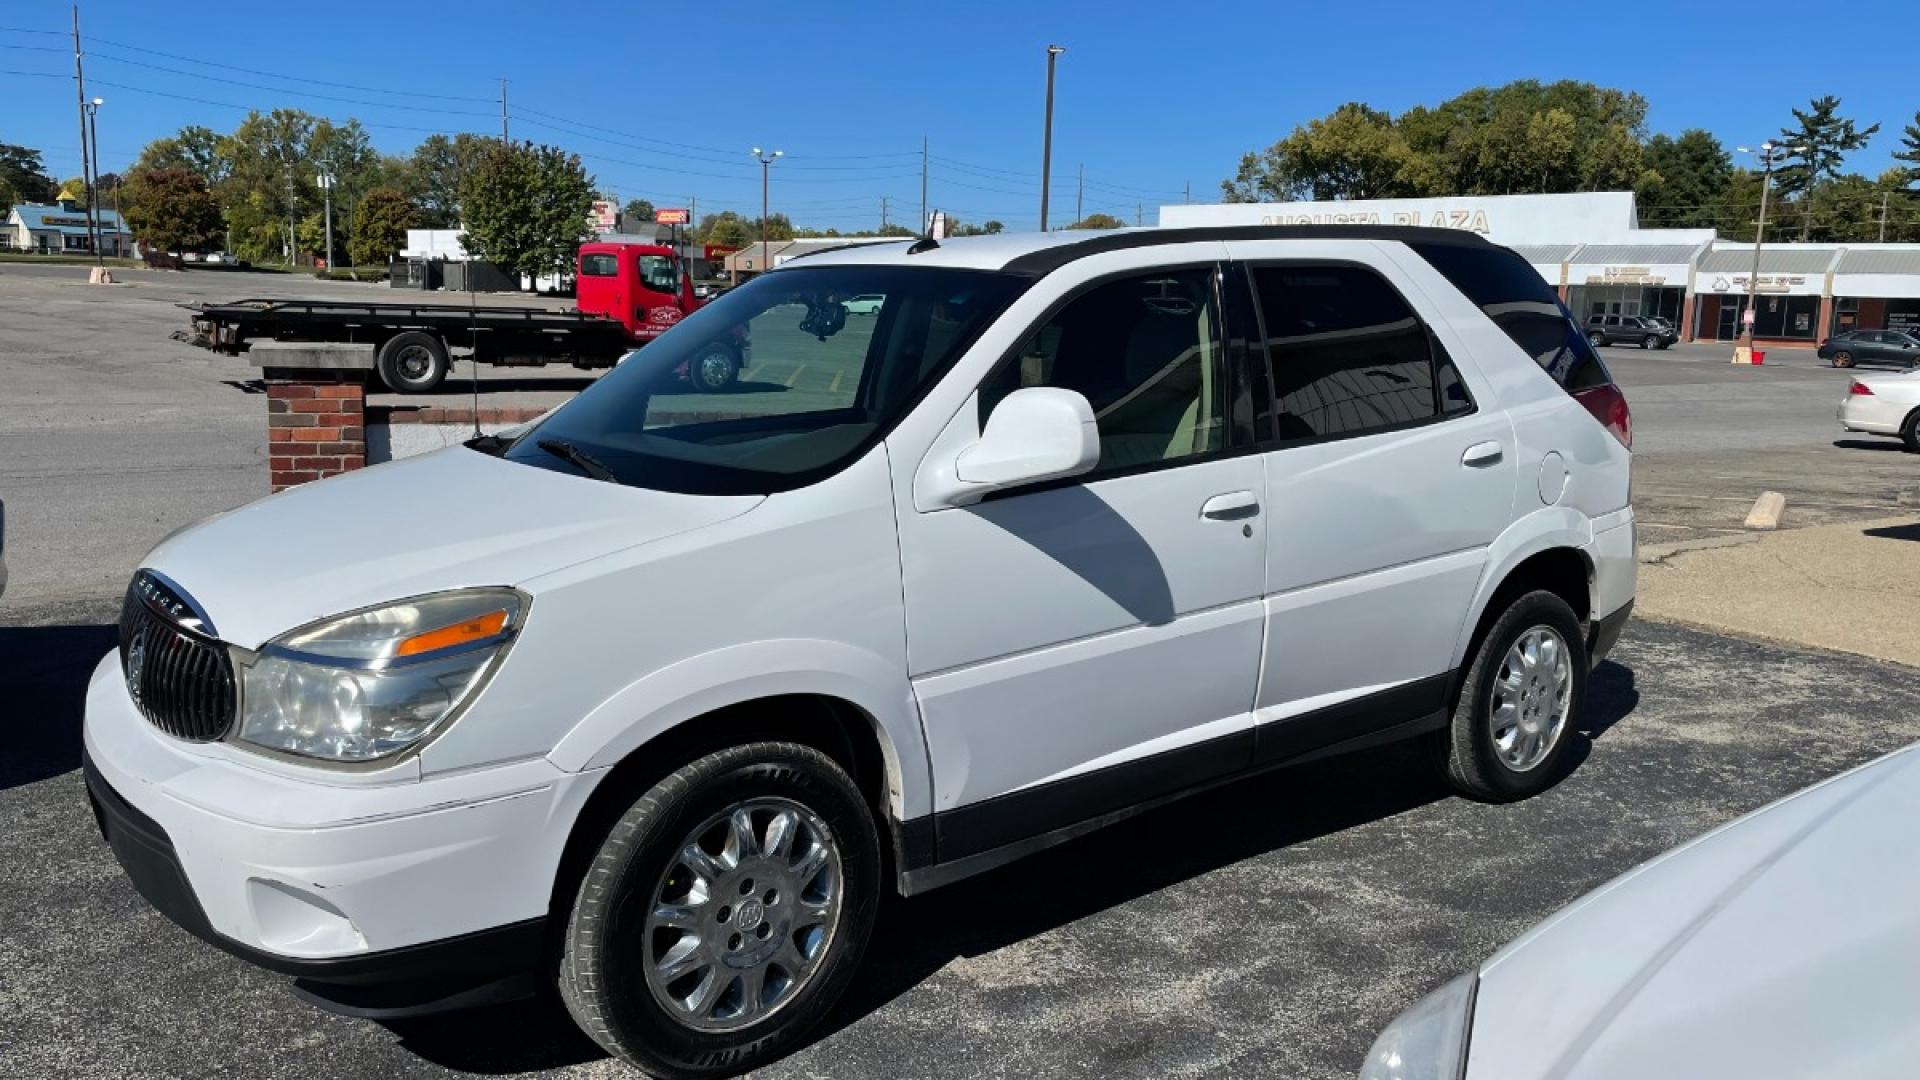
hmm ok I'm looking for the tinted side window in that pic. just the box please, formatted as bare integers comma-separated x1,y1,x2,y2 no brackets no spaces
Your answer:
581,253,617,276
1250,264,1439,441
1410,241,1612,391
979,266,1226,476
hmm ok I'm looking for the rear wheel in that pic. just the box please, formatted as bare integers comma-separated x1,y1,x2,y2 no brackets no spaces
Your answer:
1832,350,1855,368
559,741,880,1078
1436,590,1588,802
689,342,741,393
1902,409,1920,453
376,331,450,393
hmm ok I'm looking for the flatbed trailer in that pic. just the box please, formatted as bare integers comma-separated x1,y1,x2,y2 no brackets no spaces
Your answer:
180,297,637,393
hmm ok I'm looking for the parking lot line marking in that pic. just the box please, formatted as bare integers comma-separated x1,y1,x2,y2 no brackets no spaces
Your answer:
829,370,843,393
785,364,808,387
743,366,763,381
1641,491,1903,512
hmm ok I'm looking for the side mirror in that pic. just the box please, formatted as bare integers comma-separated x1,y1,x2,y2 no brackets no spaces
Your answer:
925,387,1100,507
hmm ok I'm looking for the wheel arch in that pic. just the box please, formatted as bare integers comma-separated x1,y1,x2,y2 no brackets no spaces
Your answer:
1452,515,1595,677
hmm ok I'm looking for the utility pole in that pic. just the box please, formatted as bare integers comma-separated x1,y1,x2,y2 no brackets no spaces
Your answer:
71,5,99,262
319,165,336,272
285,161,298,265
880,194,890,232
1075,163,1083,225
1184,180,1190,204
1734,140,1804,363
1137,202,1143,227
752,147,782,275
1039,44,1064,231
499,78,510,142
920,135,929,235
1879,190,1890,243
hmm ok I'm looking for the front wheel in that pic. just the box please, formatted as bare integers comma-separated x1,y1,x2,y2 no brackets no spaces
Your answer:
1436,590,1588,802
689,342,741,393
1643,334,1661,350
559,742,880,1078
1588,331,1606,349
1832,350,1855,368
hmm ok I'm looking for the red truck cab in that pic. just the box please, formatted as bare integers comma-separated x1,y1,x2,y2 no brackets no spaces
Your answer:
576,241,744,390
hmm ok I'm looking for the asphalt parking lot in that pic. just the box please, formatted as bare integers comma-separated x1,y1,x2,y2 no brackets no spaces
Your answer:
3,263,1919,1078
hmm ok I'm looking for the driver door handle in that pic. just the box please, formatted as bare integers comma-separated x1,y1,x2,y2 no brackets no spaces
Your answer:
1461,441,1504,468
1201,491,1261,520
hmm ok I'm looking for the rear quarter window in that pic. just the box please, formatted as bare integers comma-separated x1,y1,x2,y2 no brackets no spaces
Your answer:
581,253,617,276
1409,242,1611,392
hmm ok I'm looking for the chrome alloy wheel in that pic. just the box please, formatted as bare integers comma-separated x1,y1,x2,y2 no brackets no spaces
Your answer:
642,799,842,1032
1489,626,1573,772
696,347,735,388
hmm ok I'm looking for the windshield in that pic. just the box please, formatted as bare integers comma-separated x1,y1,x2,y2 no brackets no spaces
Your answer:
638,254,681,295
502,264,1028,494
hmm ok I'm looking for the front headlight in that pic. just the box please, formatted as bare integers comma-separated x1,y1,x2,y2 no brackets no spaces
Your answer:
237,589,526,763
1359,973,1477,1080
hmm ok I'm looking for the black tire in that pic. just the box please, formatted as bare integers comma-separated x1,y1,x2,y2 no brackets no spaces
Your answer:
1902,409,1920,453
1832,350,1855,369
1588,331,1606,348
559,741,881,1079
1437,590,1589,802
688,342,741,393
376,331,450,393
1643,334,1660,350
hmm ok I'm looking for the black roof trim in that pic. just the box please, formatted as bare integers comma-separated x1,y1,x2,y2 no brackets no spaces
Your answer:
780,238,915,264
999,224,1496,277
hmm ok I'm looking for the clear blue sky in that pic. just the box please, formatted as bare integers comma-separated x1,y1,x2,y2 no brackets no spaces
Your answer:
4,0,1916,232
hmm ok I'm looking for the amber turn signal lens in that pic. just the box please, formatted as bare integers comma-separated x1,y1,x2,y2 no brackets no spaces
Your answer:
394,610,510,657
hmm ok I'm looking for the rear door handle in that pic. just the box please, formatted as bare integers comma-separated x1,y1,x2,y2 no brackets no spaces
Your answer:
1201,491,1260,520
1461,441,1504,468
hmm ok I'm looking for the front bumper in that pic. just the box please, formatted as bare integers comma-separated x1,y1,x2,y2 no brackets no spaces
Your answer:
82,652,604,1016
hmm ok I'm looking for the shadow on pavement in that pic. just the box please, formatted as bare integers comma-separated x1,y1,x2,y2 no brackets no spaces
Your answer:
0,623,116,791
378,660,1644,1076
1833,438,1910,453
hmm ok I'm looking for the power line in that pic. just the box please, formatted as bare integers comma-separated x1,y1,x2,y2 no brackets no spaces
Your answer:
82,33,496,103
85,50,498,118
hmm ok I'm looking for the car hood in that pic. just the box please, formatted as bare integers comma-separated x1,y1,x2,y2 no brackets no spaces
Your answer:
144,447,763,648
1466,745,1920,1080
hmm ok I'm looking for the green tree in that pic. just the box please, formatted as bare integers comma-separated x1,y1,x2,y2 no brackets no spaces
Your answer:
749,213,796,242
0,142,56,215
458,140,595,287
349,186,418,267
1892,110,1920,189
697,211,754,248
216,109,321,261
1775,95,1880,240
1581,122,1651,192
623,198,655,223
1710,168,1766,242
122,168,223,253
295,211,343,262
132,125,228,185
408,133,491,227
1639,130,1732,228
1067,212,1126,229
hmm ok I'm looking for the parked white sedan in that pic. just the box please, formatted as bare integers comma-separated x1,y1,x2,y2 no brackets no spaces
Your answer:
1838,370,1920,451
1361,742,1920,1080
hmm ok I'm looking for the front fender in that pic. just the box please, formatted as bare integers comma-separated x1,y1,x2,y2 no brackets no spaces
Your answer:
1451,507,1595,670
546,637,930,821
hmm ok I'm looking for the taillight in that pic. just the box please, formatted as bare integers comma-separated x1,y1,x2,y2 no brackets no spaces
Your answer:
1849,381,1875,396
1572,384,1632,449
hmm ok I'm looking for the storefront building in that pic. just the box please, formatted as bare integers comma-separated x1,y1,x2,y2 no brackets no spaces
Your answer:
2,201,132,255
1160,193,1920,345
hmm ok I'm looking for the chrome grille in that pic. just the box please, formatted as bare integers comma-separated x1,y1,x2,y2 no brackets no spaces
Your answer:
118,572,236,742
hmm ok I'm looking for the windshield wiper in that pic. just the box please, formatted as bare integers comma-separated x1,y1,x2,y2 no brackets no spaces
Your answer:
536,438,617,483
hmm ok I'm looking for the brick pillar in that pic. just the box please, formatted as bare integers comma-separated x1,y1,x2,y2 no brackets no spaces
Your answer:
264,369,366,492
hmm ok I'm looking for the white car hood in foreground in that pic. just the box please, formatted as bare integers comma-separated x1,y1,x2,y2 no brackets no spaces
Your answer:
1467,745,1920,1079
144,447,763,648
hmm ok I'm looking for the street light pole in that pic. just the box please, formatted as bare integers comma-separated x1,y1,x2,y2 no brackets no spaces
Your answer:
1732,141,1805,363
84,96,104,263
1040,44,1064,231
319,166,336,273
752,147,782,275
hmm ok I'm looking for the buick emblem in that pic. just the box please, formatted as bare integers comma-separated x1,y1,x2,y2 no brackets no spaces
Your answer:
125,631,147,706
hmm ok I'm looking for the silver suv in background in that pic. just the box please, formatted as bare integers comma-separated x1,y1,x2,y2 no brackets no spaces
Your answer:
1586,313,1674,349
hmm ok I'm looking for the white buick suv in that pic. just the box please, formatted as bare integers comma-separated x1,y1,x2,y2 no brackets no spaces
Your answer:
84,225,1635,1078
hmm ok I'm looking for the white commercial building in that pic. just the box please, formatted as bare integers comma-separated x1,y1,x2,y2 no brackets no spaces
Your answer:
1161,192,1920,344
